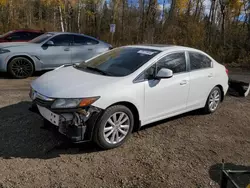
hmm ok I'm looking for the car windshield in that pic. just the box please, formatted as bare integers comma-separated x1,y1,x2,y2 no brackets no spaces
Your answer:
29,33,54,43
76,47,160,77
0,31,13,38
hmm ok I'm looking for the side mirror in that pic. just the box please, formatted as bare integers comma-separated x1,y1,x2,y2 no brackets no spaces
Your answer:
155,68,173,79
45,40,54,46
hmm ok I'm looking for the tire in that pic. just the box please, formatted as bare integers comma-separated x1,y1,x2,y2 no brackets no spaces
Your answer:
94,105,134,149
8,57,34,79
203,86,222,114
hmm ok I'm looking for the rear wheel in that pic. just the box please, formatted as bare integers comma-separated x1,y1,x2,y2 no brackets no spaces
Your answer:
94,105,134,149
204,86,222,114
8,57,34,79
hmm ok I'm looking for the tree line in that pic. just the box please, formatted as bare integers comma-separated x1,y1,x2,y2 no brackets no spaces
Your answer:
0,0,249,67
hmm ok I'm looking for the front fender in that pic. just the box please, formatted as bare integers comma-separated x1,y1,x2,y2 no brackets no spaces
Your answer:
5,53,42,71
93,88,144,123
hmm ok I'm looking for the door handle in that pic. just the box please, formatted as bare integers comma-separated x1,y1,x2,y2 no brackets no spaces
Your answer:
64,48,70,51
88,48,93,51
180,80,188,85
208,73,213,78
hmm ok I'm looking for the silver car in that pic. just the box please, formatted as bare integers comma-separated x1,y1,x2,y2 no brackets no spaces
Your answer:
0,32,111,78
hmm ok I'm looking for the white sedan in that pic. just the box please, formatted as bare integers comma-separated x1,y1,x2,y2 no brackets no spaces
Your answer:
30,45,229,149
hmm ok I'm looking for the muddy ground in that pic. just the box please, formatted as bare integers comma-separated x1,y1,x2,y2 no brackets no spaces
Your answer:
0,71,249,188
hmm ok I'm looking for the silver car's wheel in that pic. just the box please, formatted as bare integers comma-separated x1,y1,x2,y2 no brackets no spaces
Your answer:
208,89,220,112
94,105,134,149
8,57,34,79
103,112,130,144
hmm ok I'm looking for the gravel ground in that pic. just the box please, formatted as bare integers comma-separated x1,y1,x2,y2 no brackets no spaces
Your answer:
0,72,249,188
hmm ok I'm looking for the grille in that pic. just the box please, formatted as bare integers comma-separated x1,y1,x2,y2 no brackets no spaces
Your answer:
33,98,53,108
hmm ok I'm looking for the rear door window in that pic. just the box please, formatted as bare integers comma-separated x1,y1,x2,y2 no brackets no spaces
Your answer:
189,52,212,71
73,35,99,46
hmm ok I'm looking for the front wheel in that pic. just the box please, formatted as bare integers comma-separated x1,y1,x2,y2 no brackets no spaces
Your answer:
94,105,134,149
204,86,222,114
8,57,34,79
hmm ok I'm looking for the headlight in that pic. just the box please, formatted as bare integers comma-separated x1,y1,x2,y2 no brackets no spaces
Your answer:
51,97,100,109
0,48,10,54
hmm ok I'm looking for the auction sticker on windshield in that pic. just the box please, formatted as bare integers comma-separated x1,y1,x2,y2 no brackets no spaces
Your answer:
137,50,157,55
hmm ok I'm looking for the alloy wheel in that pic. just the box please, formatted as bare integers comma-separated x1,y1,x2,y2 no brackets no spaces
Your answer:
103,112,130,144
11,58,33,78
208,89,220,111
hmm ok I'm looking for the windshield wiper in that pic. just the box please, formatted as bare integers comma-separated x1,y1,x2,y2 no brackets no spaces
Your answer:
85,66,110,76
74,65,110,76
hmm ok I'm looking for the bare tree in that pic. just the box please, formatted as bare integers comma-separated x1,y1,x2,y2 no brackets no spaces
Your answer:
58,5,65,32
219,0,227,47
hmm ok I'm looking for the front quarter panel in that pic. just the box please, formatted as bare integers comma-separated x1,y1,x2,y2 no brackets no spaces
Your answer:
92,81,145,124
4,52,42,71
0,45,42,71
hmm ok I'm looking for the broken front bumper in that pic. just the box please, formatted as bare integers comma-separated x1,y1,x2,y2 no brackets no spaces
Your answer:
31,101,102,143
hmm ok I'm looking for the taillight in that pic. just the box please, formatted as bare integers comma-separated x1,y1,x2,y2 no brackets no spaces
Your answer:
225,68,229,76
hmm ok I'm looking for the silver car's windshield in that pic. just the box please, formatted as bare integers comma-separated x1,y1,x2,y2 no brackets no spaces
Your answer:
76,47,160,77
29,33,55,43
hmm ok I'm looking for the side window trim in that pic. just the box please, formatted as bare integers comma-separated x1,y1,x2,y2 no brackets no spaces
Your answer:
133,51,187,83
187,51,213,72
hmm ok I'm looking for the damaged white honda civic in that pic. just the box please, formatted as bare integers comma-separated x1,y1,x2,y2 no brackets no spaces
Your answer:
30,45,229,149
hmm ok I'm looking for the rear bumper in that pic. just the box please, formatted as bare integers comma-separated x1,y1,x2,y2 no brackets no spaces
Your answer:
30,103,102,143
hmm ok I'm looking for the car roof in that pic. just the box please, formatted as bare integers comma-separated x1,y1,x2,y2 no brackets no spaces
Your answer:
126,44,202,52
48,32,86,36
12,29,44,33
47,32,98,39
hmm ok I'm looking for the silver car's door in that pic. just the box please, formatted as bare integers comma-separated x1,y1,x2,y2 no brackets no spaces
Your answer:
40,34,73,69
71,35,99,64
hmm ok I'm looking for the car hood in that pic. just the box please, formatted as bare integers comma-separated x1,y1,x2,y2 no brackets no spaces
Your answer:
31,66,122,98
0,42,34,48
